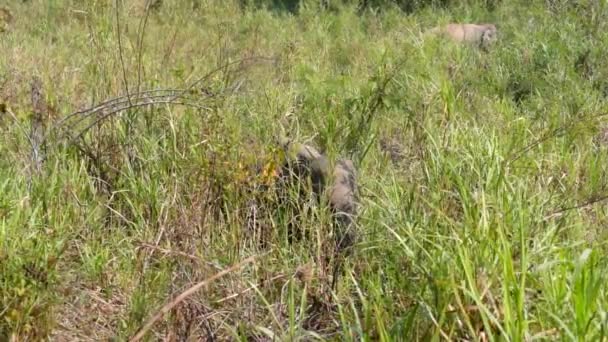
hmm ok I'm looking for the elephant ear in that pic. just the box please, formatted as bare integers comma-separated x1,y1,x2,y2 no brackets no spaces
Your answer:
480,28,495,49
277,129,291,150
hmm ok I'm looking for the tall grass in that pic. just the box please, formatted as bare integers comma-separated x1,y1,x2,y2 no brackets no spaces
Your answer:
1,0,607,340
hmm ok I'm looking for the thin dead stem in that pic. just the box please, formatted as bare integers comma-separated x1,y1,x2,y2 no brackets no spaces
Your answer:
114,0,132,107
543,194,608,220
129,255,257,342
135,0,152,94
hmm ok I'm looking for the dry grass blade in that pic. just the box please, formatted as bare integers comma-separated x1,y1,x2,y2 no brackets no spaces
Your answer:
4,106,35,151
213,262,314,305
137,243,224,271
129,255,257,342
214,273,287,304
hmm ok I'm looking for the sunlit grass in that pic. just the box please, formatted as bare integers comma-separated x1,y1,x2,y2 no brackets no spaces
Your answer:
1,0,607,340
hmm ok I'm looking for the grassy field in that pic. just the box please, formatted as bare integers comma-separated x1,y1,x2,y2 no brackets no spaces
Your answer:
1,0,608,340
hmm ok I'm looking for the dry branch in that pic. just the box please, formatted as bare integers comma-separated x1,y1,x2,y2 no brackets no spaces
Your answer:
129,255,257,342
43,55,276,146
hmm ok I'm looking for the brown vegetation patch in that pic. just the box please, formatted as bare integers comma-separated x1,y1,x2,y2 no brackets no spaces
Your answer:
51,284,127,341
0,7,13,32
594,125,608,148
379,135,407,165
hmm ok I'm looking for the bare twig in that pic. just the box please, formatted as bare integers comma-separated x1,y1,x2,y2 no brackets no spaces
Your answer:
53,89,188,127
543,194,608,220
115,0,132,106
176,55,275,101
129,255,257,342
506,112,608,165
61,92,206,131
160,26,180,71
43,55,275,145
66,100,211,143
41,91,209,144
135,0,152,94
506,124,573,165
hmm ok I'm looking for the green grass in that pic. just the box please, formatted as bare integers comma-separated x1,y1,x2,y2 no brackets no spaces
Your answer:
1,0,608,340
